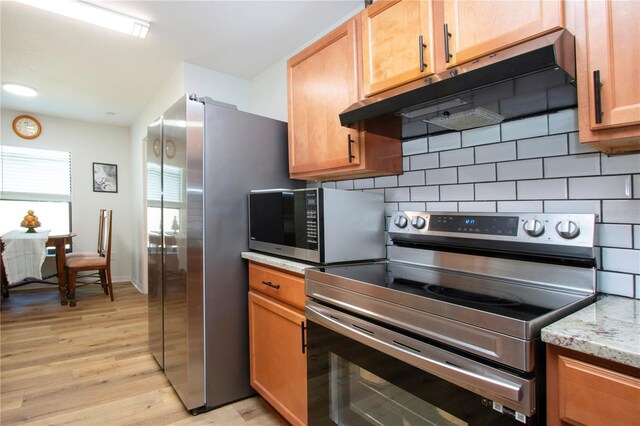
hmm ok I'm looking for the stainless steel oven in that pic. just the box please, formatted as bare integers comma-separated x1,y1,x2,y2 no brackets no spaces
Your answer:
305,212,597,425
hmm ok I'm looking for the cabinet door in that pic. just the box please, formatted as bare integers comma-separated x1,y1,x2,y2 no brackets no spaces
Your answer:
443,0,563,67
362,0,434,96
582,0,640,130
248,291,307,426
287,18,361,175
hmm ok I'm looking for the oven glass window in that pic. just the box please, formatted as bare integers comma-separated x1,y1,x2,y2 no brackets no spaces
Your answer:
329,353,467,426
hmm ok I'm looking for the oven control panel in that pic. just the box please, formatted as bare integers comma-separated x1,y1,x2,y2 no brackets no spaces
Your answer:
389,211,596,253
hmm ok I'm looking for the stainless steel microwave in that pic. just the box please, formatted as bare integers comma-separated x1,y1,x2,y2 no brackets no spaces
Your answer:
248,188,385,264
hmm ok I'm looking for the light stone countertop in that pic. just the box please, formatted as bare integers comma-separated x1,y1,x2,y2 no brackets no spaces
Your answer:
241,251,316,276
541,295,640,369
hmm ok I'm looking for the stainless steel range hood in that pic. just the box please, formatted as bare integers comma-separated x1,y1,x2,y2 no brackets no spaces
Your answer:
340,30,577,138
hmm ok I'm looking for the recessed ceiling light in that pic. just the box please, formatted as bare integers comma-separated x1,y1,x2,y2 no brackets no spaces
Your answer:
2,83,38,97
16,0,150,39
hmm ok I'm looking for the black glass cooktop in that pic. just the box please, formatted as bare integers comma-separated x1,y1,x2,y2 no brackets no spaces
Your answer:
316,262,553,322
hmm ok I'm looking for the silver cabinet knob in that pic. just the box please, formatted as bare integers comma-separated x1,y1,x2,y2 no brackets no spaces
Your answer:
411,216,426,229
556,220,580,239
523,219,545,237
394,215,408,229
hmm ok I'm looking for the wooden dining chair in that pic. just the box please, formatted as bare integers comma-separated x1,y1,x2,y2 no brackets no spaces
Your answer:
65,209,113,307
66,208,106,260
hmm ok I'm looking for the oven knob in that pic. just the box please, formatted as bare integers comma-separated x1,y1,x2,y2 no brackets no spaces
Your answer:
556,220,580,239
523,219,545,237
394,215,408,229
411,216,426,229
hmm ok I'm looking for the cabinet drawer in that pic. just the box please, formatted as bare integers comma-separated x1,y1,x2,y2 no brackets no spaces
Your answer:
249,262,305,310
557,355,640,425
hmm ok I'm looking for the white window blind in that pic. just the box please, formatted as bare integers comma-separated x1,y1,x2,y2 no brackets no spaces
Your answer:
147,163,183,203
0,146,71,201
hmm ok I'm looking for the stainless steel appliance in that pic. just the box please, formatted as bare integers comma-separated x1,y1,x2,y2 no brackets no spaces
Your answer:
248,188,385,264
146,94,299,413
305,211,597,425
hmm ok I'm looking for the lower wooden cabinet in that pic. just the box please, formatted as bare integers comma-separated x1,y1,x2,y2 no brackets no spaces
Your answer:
546,344,640,426
248,262,307,425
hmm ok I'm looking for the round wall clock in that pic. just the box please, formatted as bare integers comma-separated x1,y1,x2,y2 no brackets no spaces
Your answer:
12,115,42,139
165,140,176,158
153,138,161,157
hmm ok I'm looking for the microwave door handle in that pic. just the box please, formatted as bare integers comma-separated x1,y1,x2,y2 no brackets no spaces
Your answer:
306,303,523,404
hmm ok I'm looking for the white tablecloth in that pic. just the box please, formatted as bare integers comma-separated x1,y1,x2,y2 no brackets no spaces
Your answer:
1,229,51,284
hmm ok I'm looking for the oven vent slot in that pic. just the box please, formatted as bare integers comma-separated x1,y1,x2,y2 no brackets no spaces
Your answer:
392,340,421,354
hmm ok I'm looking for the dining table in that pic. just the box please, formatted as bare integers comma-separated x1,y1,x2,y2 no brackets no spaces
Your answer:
1,232,76,305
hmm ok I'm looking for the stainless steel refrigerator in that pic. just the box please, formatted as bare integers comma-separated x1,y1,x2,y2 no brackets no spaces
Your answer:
146,94,298,413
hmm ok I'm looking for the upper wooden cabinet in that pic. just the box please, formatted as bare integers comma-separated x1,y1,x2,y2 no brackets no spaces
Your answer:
361,0,435,97
572,0,640,153
442,0,564,67
287,18,402,181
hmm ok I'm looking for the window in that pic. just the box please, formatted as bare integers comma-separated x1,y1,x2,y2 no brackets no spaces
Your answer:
0,146,72,235
147,162,183,236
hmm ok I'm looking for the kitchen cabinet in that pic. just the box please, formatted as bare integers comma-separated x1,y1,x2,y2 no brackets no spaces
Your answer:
361,0,435,96
442,0,564,67
546,344,640,426
248,262,307,426
571,0,640,153
287,17,402,181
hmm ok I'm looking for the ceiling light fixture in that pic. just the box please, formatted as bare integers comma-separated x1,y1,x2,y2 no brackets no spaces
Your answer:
16,0,150,39
2,83,38,97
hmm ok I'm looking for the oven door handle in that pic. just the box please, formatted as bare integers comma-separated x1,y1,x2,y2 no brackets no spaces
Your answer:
306,303,525,405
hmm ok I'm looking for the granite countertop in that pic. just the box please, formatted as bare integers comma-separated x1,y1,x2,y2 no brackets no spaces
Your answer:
241,251,315,276
541,295,640,369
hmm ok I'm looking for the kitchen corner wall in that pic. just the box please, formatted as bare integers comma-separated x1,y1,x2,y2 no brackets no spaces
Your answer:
315,108,640,299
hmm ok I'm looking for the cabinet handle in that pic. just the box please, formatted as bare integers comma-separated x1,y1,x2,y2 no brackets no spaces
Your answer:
593,70,603,124
444,23,453,63
301,321,307,354
347,134,356,163
261,280,280,290
419,35,427,72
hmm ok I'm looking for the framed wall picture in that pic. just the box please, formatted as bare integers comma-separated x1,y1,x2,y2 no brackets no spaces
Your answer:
93,162,118,193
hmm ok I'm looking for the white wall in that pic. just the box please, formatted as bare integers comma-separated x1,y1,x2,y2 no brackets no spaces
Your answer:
1,108,132,282
183,62,251,110
250,59,288,122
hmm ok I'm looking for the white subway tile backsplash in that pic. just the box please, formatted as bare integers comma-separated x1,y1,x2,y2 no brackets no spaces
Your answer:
475,141,516,164
375,175,399,188
426,202,458,212
459,202,496,212
403,137,428,156
385,202,399,216
603,200,640,224
410,153,439,170
497,159,543,181
354,178,375,189
501,115,548,141
602,248,640,274
322,182,337,189
596,224,633,248
544,153,601,178
398,171,426,187
399,202,426,211
635,175,640,198
497,201,543,213
548,108,579,134
518,179,567,200
517,134,568,159
403,156,410,171
568,132,599,154
429,133,461,152
461,125,501,147
385,187,409,202
597,271,635,297
635,225,640,249
475,181,516,200
440,184,474,201
426,167,457,185
601,153,640,175
459,164,496,183
544,200,601,216
411,186,440,201
569,175,632,199
440,147,474,167
336,180,354,190
636,276,639,299
307,181,322,188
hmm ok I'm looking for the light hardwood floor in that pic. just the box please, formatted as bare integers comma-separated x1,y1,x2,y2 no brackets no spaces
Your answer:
1,283,288,426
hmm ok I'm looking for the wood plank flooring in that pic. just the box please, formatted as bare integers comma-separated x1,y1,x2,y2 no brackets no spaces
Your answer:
1,283,288,425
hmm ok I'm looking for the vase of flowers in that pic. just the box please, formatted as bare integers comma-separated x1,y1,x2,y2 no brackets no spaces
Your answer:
21,210,41,233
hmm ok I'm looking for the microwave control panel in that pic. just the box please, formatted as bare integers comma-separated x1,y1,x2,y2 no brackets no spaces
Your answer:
305,190,318,249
